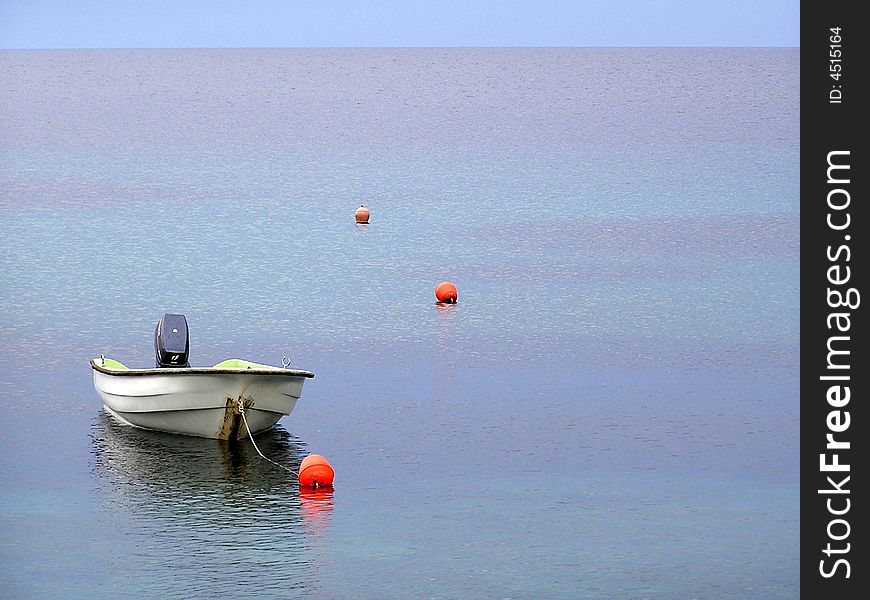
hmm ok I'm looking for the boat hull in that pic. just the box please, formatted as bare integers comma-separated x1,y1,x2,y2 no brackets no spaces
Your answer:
91,359,314,440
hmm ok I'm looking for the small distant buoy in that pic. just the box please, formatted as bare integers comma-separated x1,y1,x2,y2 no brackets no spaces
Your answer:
298,453,335,488
435,281,458,304
355,204,370,224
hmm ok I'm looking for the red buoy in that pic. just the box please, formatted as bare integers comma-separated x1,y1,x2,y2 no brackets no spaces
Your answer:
435,281,458,304
298,453,335,488
354,204,370,224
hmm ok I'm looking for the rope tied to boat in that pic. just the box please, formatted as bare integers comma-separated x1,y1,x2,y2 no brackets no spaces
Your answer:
236,398,298,476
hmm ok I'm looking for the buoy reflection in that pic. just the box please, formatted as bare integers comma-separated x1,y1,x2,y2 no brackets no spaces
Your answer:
299,487,334,537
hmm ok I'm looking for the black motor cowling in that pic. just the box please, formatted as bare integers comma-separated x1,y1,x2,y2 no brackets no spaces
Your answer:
154,313,190,368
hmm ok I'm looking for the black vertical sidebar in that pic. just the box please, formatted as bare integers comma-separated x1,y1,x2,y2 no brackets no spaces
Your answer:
801,2,866,597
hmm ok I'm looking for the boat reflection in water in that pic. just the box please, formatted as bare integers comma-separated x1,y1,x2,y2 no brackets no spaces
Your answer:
89,413,333,595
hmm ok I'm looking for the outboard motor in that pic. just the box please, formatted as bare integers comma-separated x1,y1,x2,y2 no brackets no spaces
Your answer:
154,313,190,368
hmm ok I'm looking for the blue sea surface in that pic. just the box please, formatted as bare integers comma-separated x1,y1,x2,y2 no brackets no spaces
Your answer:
0,48,799,598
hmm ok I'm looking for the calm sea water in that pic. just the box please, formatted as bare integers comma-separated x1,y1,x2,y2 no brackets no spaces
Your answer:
0,48,799,599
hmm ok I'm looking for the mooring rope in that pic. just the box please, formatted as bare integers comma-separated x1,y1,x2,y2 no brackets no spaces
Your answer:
237,400,298,476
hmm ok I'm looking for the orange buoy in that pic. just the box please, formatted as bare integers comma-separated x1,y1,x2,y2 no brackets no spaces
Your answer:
298,453,335,488
435,281,458,304
354,204,370,224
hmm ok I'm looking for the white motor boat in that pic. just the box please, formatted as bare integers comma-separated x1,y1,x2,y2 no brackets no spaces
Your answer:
91,314,315,440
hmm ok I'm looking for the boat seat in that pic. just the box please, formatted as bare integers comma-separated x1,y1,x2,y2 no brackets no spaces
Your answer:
212,359,270,370
99,357,129,370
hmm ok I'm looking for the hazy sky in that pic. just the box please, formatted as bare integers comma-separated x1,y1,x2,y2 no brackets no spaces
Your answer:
1,0,799,49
